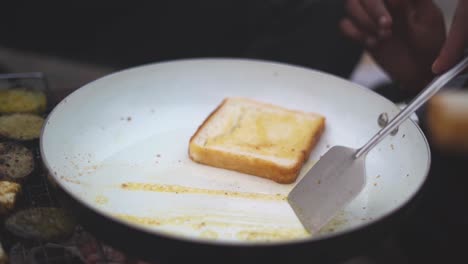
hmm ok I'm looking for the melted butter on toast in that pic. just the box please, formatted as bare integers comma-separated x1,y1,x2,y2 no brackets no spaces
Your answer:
205,106,321,159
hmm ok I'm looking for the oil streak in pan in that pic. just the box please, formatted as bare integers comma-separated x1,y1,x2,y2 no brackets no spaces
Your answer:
115,214,245,228
114,214,309,241
120,182,287,201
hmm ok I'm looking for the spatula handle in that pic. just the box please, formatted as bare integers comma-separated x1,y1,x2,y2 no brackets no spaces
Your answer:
355,55,468,159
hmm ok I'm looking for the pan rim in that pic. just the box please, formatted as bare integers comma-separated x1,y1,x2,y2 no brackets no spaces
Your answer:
39,57,431,248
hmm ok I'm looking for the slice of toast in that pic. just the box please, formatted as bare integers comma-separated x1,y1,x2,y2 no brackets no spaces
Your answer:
189,97,325,184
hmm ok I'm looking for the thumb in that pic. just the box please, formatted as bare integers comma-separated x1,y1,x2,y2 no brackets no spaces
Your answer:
433,1,468,74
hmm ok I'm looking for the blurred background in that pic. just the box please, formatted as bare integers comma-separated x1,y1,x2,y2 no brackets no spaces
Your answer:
0,1,466,264
0,0,459,98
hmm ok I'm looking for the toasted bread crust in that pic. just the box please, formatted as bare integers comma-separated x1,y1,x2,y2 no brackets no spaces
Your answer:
189,143,296,183
300,115,325,165
188,98,228,147
188,98,325,184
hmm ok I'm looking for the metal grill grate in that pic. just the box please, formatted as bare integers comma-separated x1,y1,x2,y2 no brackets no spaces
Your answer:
0,73,107,264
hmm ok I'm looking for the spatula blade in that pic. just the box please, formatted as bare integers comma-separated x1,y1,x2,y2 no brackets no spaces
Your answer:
287,146,366,234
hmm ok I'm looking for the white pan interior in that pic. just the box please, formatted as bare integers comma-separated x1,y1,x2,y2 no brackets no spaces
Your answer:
41,58,430,245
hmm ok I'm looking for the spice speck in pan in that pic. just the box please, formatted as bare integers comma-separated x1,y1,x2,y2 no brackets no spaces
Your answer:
317,211,348,235
236,228,309,241
95,195,108,205
200,230,218,239
59,176,81,185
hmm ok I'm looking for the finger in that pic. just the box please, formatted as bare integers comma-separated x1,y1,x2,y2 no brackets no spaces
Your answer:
361,0,393,31
340,18,377,47
345,0,380,34
387,0,411,11
433,1,468,74
386,0,413,22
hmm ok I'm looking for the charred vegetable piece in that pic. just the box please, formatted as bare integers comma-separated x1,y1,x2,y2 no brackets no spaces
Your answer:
0,113,44,140
0,181,21,215
0,241,7,264
6,244,22,264
28,244,85,264
0,88,47,114
5,207,77,242
0,142,35,182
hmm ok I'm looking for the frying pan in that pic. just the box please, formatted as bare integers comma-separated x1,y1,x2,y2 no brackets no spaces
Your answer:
40,58,430,263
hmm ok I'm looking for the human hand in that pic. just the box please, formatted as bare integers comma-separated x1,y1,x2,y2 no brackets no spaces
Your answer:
340,0,447,93
432,0,468,74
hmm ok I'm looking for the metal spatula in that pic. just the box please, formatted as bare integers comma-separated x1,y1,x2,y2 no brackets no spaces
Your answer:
288,56,468,234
